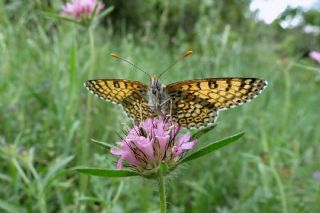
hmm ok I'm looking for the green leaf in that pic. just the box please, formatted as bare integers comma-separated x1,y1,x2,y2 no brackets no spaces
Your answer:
91,6,114,28
43,156,74,190
39,11,82,25
73,167,140,178
0,200,26,213
180,132,245,164
90,138,115,150
191,124,217,140
96,6,114,20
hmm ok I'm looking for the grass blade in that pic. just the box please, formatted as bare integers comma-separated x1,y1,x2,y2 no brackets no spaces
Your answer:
43,156,75,190
39,11,82,25
73,167,140,178
180,132,245,164
0,200,26,213
90,138,116,150
191,124,217,140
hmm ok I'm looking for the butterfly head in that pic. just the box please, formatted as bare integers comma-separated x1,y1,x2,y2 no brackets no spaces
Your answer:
150,76,162,95
148,76,166,111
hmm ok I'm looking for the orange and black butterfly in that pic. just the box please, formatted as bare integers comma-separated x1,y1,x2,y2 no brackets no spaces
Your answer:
85,51,268,128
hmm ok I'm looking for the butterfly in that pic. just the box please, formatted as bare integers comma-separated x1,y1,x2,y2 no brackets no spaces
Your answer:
85,51,268,128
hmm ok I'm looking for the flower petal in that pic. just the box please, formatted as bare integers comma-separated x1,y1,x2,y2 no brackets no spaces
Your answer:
172,146,182,156
309,51,320,64
177,132,191,145
135,137,154,160
156,135,170,154
111,141,139,166
61,0,104,20
110,147,121,155
180,140,197,150
110,116,197,172
116,158,123,169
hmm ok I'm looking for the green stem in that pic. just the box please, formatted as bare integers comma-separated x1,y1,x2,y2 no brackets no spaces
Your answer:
80,27,95,193
0,0,8,24
157,166,166,213
38,191,48,213
87,27,95,80
270,160,288,213
12,158,30,185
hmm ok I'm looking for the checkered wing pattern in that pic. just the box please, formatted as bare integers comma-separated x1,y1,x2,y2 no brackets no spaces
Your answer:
165,78,268,128
85,79,156,121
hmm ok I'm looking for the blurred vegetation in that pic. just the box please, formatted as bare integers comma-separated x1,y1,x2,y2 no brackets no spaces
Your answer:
273,6,320,55
1,0,320,212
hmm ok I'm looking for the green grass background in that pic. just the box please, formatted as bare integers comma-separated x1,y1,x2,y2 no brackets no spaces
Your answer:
1,1,320,213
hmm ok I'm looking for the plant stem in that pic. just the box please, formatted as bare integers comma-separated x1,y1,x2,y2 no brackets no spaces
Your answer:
157,167,166,213
80,27,95,193
38,191,48,213
270,160,288,213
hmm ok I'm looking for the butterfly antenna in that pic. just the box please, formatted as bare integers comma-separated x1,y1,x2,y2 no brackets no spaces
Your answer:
158,50,193,79
111,53,151,78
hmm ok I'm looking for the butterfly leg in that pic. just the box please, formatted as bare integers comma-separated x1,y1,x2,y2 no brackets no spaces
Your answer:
159,97,173,119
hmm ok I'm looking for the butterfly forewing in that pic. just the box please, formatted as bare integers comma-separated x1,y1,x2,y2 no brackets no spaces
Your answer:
85,79,156,121
165,78,268,128
85,77,267,129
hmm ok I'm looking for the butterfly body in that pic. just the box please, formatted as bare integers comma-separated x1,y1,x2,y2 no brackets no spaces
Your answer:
85,77,268,129
147,76,168,114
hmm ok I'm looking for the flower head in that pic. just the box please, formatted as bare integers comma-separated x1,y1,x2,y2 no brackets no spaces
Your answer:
309,51,320,64
61,0,104,20
111,117,197,174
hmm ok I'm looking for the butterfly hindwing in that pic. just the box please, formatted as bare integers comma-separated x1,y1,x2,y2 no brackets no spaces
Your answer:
165,78,267,128
85,77,267,128
164,91,218,128
85,79,156,121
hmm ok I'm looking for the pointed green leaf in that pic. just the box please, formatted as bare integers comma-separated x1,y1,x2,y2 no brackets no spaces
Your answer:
43,156,74,190
180,132,244,164
91,6,114,28
0,200,26,213
90,138,115,150
73,167,140,178
39,12,82,25
97,6,114,19
191,124,217,140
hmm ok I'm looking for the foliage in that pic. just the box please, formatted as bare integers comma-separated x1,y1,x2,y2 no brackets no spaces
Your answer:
1,0,320,212
273,6,320,54
105,0,252,36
